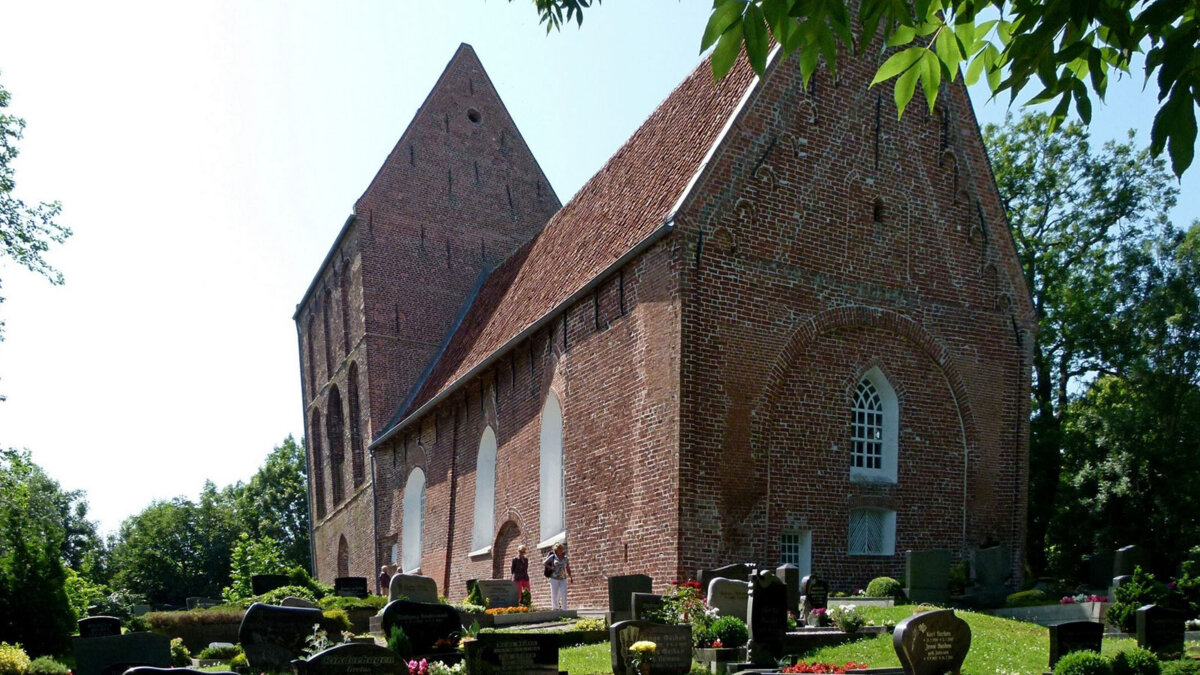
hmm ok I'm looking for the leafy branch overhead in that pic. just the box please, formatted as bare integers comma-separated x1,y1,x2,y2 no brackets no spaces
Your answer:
523,0,1200,178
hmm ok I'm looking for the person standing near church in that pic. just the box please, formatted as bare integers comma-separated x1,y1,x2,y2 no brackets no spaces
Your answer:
544,542,572,610
511,545,530,595
378,565,391,596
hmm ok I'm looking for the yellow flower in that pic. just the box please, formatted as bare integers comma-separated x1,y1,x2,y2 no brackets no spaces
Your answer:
630,640,657,655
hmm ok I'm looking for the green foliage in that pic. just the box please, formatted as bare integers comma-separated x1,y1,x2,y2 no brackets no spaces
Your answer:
520,588,531,607
286,566,332,600
465,581,484,607
145,609,245,632
573,617,606,631
829,604,867,633
229,653,247,668
25,657,67,675
318,594,386,611
1110,649,1161,675
197,644,242,661
709,616,748,648
222,533,285,604
1007,589,1054,607
1055,651,1113,675
321,609,351,633
865,577,904,602
231,436,311,572
63,568,109,622
948,562,969,596
1160,660,1200,675
387,625,412,659
1108,568,1173,633
169,638,191,667
0,643,30,675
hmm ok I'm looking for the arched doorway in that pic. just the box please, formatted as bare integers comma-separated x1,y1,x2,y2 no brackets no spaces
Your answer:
337,535,349,578
491,520,521,580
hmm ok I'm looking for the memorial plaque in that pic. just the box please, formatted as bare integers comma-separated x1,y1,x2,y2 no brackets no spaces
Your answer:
379,600,462,657
707,578,749,620
1114,545,1151,577
1048,621,1103,668
609,620,693,675
698,563,751,592
476,579,521,608
748,570,788,663
73,633,171,675
905,550,952,605
465,632,558,674
251,574,290,596
1135,604,1186,657
334,577,369,599
293,642,410,675
78,616,123,639
608,574,653,624
892,609,971,675
776,564,800,613
630,592,668,623
238,602,325,670
389,574,439,604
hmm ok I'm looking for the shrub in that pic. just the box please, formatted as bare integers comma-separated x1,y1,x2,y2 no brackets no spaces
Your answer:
1110,649,1161,675
520,588,531,607
197,644,243,660
287,566,333,600
321,609,352,633
709,616,749,648
229,653,248,668
1007,589,1054,607
319,595,387,611
465,582,484,608
1161,660,1200,675
26,657,68,675
169,638,191,667
257,585,317,606
387,626,413,659
1053,651,1112,675
829,604,867,633
1109,567,1172,633
145,609,246,633
0,643,31,675
865,577,904,602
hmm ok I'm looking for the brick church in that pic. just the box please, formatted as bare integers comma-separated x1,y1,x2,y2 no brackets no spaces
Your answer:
294,42,1033,608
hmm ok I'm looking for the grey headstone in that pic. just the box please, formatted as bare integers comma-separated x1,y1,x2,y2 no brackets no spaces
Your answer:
72,633,171,675
379,600,462,658
1114,545,1151,577
78,616,122,639
707,578,749,620
609,620,693,675
893,609,971,675
969,546,1011,607
333,577,369,598
465,632,558,674
185,596,217,611
747,569,788,664
131,605,151,617
389,573,439,604
698,563,751,592
476,579,521,608
238,602,325,670
607,574,653,624
630,593,668,623
1084,551,1115,589
280,596,318,609
1136,604,1186,657
905,549,952,604
251,574,290,596
776,564,800,613
1048,621,1103,668
293,642,410,675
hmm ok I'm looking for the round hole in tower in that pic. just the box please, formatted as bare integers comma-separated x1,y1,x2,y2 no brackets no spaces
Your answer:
467,108,482,125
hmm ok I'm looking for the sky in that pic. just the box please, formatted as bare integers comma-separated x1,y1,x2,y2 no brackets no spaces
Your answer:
1,1,1196,537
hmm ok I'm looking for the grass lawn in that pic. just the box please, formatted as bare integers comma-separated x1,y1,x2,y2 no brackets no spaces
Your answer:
560,641,614,675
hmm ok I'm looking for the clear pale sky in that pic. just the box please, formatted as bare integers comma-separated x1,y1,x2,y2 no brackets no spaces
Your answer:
1,1,1195,536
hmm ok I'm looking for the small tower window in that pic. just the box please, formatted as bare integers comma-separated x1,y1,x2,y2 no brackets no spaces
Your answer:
467,108,482,125
872,198,885,224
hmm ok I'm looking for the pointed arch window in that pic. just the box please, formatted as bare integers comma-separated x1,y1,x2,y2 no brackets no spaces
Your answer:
538,392,565,546
850,367,898,483
327,386,346,504
471,427,498,554
339,270,350,355
336,535,350,578
322,288,333,379
307,316,317,395
401,468,426,573
348,363,365,487
310,410,327,520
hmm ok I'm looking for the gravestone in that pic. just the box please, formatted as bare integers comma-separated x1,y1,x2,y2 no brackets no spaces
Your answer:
1114,545,1151,577
1112,575,1133,592
801,573,830,624
251,574,290,596
747,569,789,664
1048,621,1104,668
905,549,952,605
630,592,668,623
707,577,750,620
389,573,439,604
608,574,653,624
1083,551,1115,590
73,633,171,675
893,609,971,675
698,563,752,592
1135,605,1186,657
609,620,693,675
131,605,151,617
78,616,123,638
776,564,800,613
334,577,369,598
969,545,1011,607
465,632,558,674
238,602,325,670
280,596,318,609
379,600,462,658
292,642,410,675
476,579,521,608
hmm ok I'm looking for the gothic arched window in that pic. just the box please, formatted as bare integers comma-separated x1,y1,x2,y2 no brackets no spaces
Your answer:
850,367,898,483
538,392,565,545
471,427,498,553
401,468,426,572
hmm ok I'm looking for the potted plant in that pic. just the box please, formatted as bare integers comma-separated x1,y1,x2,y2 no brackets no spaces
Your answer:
628,640,657,675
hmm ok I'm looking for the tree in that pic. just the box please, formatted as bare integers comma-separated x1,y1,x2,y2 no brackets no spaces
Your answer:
0,74,71,342
0,449,76,655
522,0,1200,176
232,435,310,572
982,112,1177,574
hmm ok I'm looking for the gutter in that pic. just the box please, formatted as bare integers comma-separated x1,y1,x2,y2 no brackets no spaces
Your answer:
370,217,677,449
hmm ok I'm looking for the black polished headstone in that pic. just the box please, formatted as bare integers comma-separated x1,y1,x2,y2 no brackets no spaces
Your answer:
1136,604,1186,657
238,602,325,670
251,574,290,596
608,574,653,624
776,564,800,613
609,620,692,675
698,563,751,592
465,632,558,674
1048,621,1103,668
379,600,462,657
630,592,668,623
79,616,123,638
334,577,369,598
1114,545,1151,577
801,573,830,610
1084,551,1115,590
893,609,971,675
747,569,788,664
73,633,171,675
293,642,410,675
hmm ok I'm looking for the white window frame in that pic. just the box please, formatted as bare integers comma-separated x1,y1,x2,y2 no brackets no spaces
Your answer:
401,468,426,573
469,427,498,556
850,367,898,483
780,529,813,577
538,391,566,546
848,507,896,556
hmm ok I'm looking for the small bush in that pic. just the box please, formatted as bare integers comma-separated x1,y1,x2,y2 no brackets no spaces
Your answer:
865,577,904,602
0,643,31,675
287,566,333,599
197,644,243,661
709,616,749,648
229,653,248,668
949,562,969,595
319,595,387,612
1007,589,1054,607
1111,649,1160,675
321,609,352,633
574,618,606,631
829,604,867,633
387,626,412,659
26,657,68,675
466,582,484,608
257,585,318,606
1054,651,1112,675
169,638,191,667
1161,661,1200,675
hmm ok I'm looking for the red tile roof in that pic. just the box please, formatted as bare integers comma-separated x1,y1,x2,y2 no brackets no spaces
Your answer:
376,55,760,443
